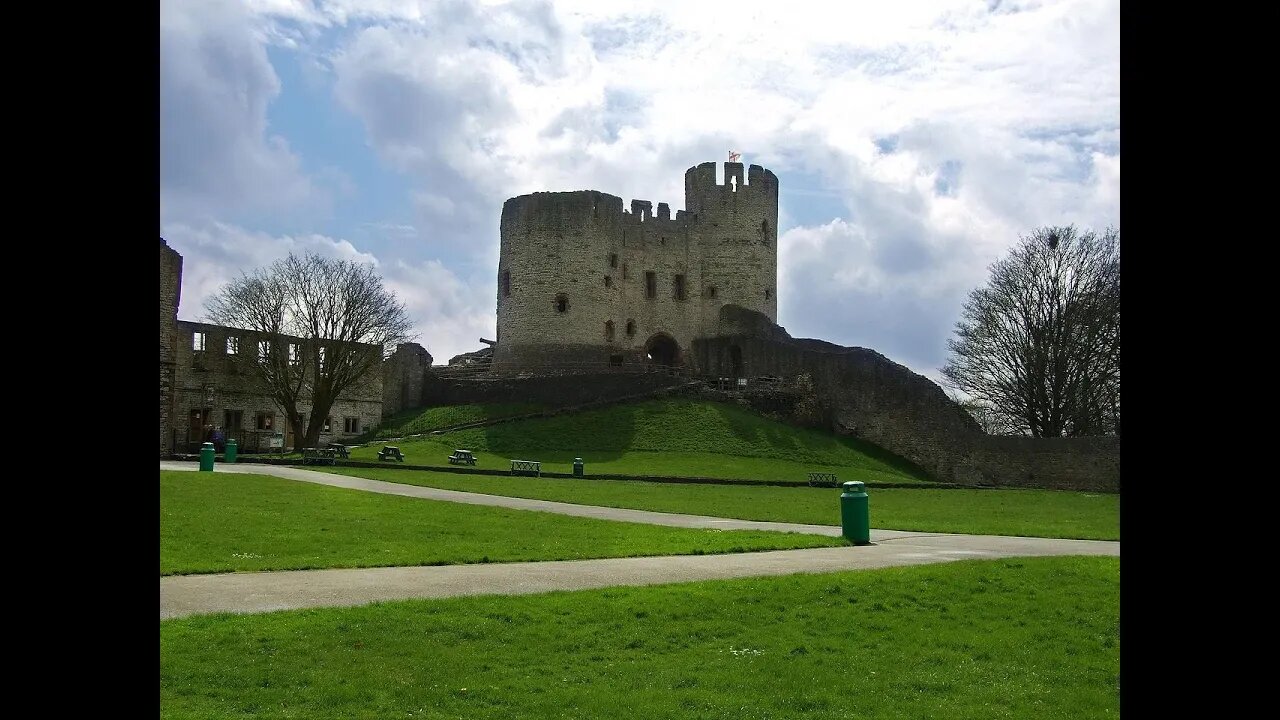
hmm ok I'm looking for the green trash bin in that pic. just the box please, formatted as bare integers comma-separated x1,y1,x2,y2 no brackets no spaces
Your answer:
840,481,870,545
573,457,584,477
225,438,237,464
199,442,216,472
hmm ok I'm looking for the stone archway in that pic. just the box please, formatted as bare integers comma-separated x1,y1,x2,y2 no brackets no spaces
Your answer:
645,333,681,366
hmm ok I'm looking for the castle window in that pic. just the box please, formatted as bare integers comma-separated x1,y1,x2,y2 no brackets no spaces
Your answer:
255,412,273,431
555,294,569,313
604,275,612,288
344,417,360,434
226,336,239,355
626,319,635,337
609,253,618,268
645,272,656,299
761,219,770,241
605,320,615,342
673,274,686,301
258,340,270,363
192,332,205,352
223,409,242,431
660,237,666,245
502,270,510,297
622,263,629,279
318,346,327,373
708,286,718,299
324,416,332,433
288,343,301,366
765,288,772,300
610,354,624,367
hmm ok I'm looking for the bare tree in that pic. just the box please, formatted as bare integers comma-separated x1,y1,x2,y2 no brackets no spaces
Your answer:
205,252,414,451
942,225,1119,438
946,391,1023,436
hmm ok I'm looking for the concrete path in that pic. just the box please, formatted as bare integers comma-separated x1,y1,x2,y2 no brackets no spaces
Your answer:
160,462,1119,620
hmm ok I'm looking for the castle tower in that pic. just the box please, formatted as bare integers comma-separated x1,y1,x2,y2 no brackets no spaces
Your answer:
491,161,779,372
684,161,779,327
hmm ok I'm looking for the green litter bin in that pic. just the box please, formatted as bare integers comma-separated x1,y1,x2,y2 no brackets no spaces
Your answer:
199,442,215,472
573,457,584,477
840,481,870,545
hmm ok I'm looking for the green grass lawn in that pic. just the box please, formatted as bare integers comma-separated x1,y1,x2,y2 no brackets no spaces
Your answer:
323,467,1121,541
351,398,934,484
160,555,1120,719
363,402,545,440
160,471,843,576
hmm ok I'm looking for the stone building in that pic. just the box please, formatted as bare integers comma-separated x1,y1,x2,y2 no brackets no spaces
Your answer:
494,161,778,370
158,239,383,455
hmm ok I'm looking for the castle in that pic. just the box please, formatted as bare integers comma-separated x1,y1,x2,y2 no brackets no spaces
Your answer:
161,160,1119,492
493,161,778,371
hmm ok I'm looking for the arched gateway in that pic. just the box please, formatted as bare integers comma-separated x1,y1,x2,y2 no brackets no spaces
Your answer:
645,333,681,366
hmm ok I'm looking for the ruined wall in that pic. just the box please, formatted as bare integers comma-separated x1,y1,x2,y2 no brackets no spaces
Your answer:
691,314,1120,492
493,161,777,371
382,342,434,417
422,371,689,409
169,321,383,452
160,239,183,455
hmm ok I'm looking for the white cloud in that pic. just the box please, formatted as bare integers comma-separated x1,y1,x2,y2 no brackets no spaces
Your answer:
160,0,321,224
163,220,494,364
163,0,1119,380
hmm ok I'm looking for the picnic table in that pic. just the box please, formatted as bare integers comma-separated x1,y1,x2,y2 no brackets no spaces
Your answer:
378,446,405,462
448,449,477,465
302,447,337,466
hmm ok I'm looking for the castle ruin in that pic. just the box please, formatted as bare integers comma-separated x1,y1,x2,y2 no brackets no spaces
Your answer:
494,161,777,370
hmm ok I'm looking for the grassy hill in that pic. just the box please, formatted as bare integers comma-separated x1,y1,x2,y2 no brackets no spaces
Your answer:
351,398,935,484
363,402,545,440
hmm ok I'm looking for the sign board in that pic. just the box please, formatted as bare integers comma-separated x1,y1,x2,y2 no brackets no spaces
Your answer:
269,432,284,449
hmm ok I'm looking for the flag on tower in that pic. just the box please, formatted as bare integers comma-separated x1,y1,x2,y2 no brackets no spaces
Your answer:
728,151,741,162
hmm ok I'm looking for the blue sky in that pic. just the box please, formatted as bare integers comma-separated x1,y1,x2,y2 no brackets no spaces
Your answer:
160,0,1120,383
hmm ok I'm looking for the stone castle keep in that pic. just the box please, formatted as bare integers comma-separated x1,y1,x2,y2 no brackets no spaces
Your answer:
493,161,778,370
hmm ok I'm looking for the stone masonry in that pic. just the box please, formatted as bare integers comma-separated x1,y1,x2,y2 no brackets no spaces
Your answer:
494,161,778,370
382,343,434,418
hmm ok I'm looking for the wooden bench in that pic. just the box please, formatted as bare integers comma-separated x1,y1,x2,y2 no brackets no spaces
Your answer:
327,443,352,459
510,459,541,477
378,446,405,462
448,449,477,466
302,447,338,466
807,472,839,488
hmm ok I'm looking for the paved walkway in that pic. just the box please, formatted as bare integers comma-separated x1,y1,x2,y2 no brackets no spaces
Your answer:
159,462,1120,620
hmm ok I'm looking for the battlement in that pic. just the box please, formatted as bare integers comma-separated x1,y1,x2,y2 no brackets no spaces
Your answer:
683,161,778,217
684,161,778,194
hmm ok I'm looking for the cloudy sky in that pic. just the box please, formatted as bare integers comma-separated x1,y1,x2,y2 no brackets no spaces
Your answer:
160,0,1119,383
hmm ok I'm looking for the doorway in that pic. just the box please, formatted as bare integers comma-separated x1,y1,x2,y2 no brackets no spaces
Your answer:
645,333,681,366
729,345,743,378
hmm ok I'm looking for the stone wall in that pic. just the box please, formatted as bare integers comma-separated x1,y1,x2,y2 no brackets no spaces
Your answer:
382,342,434,418
170,320,383,452
160,239,182,455
423,371,689,409
691,309,1120,492
493,161,777,371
